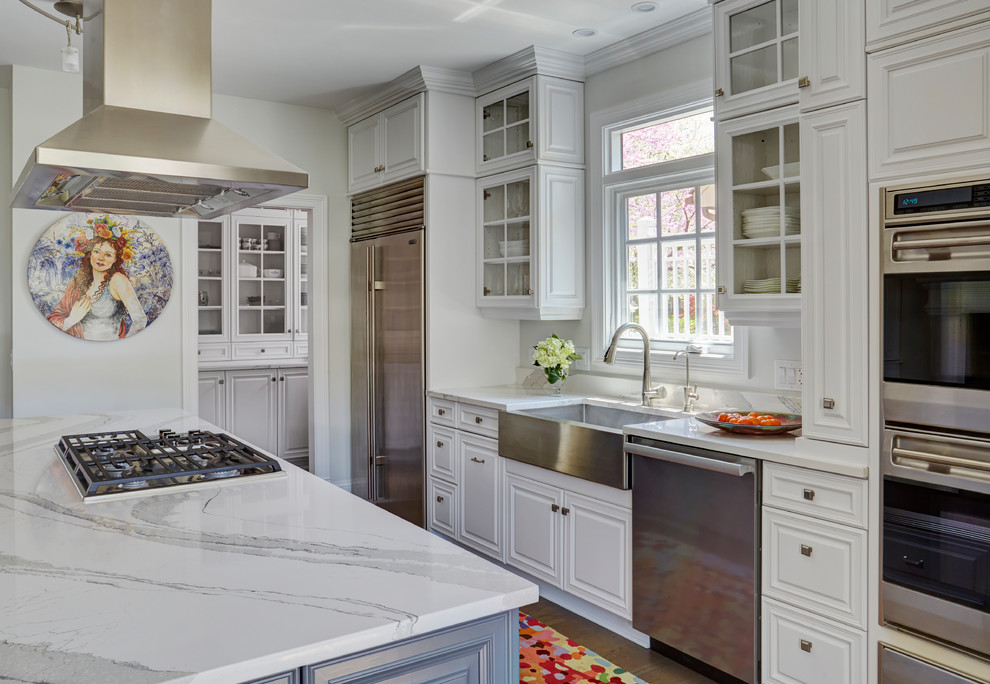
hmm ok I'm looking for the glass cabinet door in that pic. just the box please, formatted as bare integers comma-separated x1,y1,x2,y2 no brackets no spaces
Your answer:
482,88,531,166
480,172,533,301
294,211,308,340
197,219,226,339
233,215,292,340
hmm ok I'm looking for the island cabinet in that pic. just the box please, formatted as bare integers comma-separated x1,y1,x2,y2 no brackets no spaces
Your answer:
504,459,632,619
347,93,424,195
475,75,583,177
761,462,868,684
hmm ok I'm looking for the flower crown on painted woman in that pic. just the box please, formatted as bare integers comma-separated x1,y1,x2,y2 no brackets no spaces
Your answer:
66,215,134,262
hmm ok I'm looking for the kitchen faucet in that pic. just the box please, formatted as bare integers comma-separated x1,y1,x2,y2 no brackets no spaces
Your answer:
603,323,665,406
673,348,700,412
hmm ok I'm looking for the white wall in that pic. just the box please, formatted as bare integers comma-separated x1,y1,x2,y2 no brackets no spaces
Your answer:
519,34,803,394
0,66,13,418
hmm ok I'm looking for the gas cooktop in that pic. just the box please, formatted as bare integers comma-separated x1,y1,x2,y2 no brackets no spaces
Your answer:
56,428,285,502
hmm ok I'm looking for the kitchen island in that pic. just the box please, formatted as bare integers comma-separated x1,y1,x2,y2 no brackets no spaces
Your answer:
0,409,537,683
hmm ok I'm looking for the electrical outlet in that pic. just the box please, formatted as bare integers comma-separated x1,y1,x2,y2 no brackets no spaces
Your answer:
774,360,802,391
573,347,590,371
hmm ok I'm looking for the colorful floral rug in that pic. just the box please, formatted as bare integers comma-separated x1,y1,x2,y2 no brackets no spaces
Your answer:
519,612,647,683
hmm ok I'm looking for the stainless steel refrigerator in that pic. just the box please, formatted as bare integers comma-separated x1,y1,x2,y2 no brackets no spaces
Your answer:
350,226,425,527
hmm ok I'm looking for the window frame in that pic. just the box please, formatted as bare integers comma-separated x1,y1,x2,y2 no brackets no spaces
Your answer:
589,83,749,380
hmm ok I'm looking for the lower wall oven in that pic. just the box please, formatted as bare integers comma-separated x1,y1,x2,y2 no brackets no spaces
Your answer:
881,426,990,658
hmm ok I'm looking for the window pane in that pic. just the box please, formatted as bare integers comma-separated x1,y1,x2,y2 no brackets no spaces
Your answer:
660,187,697,236
663,239,696,289
699,185,716,233
620,111,714,170
626,194,657,239
700,237,717,289
628,243,658,291
662,293,696,339
627,293,659,338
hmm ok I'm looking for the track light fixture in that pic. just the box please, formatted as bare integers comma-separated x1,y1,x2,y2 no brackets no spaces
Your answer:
17,0,93,73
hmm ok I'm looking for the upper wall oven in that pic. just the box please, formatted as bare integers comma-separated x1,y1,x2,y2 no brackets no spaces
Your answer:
882,176,990,434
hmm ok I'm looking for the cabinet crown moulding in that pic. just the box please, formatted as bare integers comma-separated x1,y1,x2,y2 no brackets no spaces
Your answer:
472,45,587,96
336,65,475,126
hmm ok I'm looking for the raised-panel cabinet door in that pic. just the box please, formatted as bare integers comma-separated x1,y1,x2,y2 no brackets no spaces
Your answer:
278,369,309,461
348,114,381,194
226,368,278,455
505,474,563,587
866,0,990,51
799,0,865,112
457,433,501,559
800,101,868,447
562,492,632,618
536,76,584,164
762,598,866,684
428,478,457,538
197,371,226,430
381,94,424,183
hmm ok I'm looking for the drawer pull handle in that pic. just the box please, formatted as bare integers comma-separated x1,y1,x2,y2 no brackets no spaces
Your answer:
800,639,813,653
437,409,445,416
436,495,444,503
470,457,486,464
436,441,444,448
798,76,811,88
803,488,815,501
475,416,483,424
551,504,560,513
903,556,925,568
823,397,835,409
801,544,813,557
561,507,570,516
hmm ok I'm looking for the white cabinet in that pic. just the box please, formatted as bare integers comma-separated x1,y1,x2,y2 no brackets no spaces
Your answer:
868,22,990,181
477,165,584,320
715,105,802,327
798,0,866,112
347,94,424,194
476,76,583,176
866,0,990,52
761,463,868,683
458,432,502,559
800,102,868,446
226,368,279,455
196,218,229,351
197,370,226,429
277,368,309,465
504,461,632,619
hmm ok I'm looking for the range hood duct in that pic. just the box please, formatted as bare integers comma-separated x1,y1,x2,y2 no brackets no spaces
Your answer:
11,0,309,219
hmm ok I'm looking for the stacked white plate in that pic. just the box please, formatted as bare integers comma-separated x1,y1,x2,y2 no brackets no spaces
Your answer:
741,206,800,239
742,277,802,293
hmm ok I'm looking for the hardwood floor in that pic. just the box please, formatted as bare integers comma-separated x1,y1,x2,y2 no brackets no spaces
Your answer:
521,598,718,684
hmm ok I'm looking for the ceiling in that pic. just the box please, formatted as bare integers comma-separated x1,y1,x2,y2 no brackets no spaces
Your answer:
2,0,708,111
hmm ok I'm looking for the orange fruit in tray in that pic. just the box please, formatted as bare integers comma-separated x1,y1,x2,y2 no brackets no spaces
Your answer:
714,411,786,426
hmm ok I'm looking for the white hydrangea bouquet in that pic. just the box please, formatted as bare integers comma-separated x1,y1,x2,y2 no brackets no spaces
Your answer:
532,333,582,390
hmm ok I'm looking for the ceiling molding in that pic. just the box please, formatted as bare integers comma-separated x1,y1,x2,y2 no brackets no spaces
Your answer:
336,65,474,125
472,45,586,96
584,7,713,77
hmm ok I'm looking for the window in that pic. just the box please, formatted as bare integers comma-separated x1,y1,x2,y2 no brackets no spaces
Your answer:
603,106,733,356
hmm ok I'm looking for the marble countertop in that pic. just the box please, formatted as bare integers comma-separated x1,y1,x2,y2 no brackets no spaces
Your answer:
0,409,537,684
428,386,868,478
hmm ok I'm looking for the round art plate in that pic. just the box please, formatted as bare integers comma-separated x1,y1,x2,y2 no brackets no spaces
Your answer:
694,411,802,435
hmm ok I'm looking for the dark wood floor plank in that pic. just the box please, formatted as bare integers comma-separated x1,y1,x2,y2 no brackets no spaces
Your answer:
521,598,718,684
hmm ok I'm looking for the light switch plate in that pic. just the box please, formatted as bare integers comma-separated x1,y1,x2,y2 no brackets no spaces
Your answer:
573,347,590,371
774,360,802,391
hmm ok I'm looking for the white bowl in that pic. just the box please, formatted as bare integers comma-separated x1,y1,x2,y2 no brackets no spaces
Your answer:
238,262,258,278
263,268,283,278
761,162,801,180
499,240,529,258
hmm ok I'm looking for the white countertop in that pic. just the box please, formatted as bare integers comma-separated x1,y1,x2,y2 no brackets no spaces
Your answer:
0,409,537,684
428,386,868,478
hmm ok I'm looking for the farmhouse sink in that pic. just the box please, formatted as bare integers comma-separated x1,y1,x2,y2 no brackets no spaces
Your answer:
497,402,677,489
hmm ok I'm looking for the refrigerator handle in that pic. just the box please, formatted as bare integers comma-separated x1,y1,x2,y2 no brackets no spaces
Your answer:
367,244,378,502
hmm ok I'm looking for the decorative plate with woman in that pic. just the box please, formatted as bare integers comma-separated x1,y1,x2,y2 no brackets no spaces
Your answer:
28,213,173,341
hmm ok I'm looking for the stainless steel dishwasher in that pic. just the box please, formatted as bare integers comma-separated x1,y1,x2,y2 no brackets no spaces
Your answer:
625,435,760,684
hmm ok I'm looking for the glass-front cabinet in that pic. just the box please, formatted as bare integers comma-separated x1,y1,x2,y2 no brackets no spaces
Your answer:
477,165,584,320
715,0,800,120
715,104,801,327
197,219,227,343
233,211,291,341
293,209,308,347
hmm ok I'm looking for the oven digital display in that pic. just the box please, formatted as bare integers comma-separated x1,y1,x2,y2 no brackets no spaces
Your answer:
893,186,973,213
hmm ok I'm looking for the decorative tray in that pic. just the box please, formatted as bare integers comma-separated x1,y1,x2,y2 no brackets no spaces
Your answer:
694,410,802,435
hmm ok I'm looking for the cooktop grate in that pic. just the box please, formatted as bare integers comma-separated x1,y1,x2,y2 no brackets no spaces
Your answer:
56,428,284,501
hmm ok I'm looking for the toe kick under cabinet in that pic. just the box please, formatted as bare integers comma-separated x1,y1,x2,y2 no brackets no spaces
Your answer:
761,462,868,684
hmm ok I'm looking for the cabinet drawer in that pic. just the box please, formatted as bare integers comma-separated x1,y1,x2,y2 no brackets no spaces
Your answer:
198,343,231,361
427,397,456,427
764,463,867,528
294,341,308,358
428,479,457,538
763,508,867,628
232,342,293,360
427,424,457,482
762,598,866,684
456,403,499,438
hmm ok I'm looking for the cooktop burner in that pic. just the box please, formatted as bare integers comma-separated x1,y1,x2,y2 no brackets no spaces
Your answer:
56,428,285,501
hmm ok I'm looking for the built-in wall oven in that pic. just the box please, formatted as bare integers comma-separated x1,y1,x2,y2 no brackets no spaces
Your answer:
881,176,990,660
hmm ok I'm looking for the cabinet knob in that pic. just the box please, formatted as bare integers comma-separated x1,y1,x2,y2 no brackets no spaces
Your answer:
295,328,300,333
715,88,724,97
436,495,444,503
803,488,816,501
483,287,491,296
280,376,285,382
717,285,727,294
198,350,201,355
219,379,224,385
437,408,445,416
527,289,534,295
800,639,813,653
287,329,291,334
551,504,560,513
483,154,489,161
801,544,813,557
561,507,570,516
260,348,266,353
470,457,486,464
436,441,444,448
475,416,483,424
823,397,835,409
526,140,534,148
798,76,811,88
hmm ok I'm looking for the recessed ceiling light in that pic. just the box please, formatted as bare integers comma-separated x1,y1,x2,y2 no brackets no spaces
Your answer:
572,28,598,37
632,2,658,11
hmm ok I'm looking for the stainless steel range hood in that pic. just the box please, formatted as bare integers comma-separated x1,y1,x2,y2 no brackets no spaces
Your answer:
10,0,309,219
